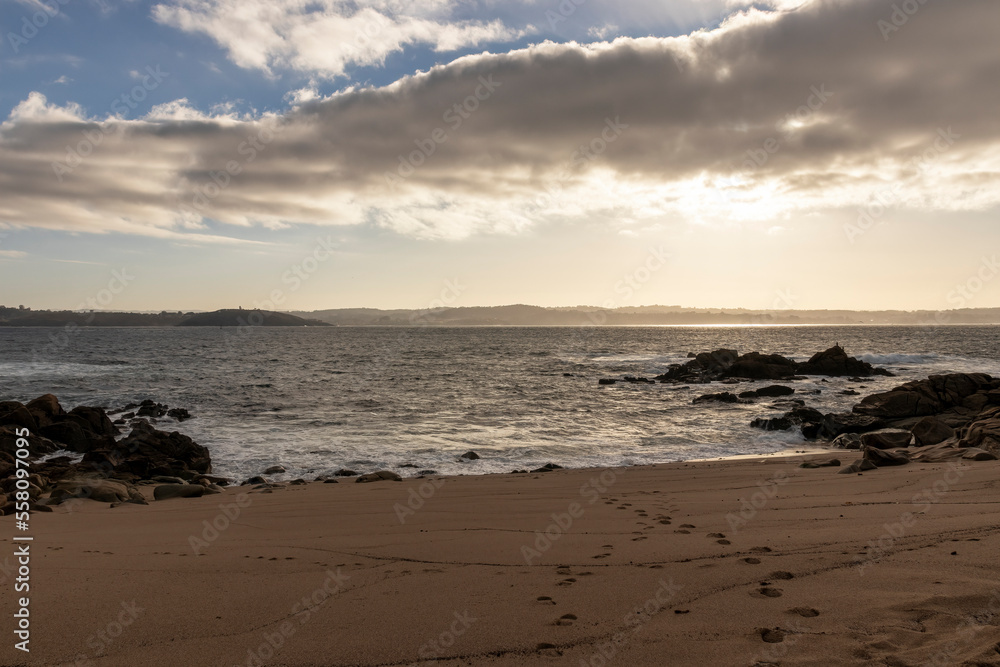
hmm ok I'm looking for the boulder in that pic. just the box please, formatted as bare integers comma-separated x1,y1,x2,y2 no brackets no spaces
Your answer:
263,465,286,475
958,415,1000,455
598,379,617,386
69,406,119,438
460,451,480,460
25,394,66,427
49,477,143,504
153,484,205,500
962,448,997,461
796,345,893,377
167,408,192,421
861,430,913,450
821,413,886,439
750,417,792,431
531,463,563,473
334,469,358,477
356,471,402,483
864,447,911,467
800,459,841,469
832,433,863,450
753,385,795,398
0,404,37,431
38,421,93,452
910,417,956,447
108,421,212,477
838,459,878,474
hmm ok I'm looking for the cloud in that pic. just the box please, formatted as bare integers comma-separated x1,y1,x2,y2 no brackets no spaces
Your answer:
151,0,532,79
1,0,999,242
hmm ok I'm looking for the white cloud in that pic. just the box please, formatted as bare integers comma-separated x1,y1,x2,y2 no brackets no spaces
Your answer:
152,0,532,79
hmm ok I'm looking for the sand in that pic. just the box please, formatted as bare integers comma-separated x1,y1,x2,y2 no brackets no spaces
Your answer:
3,455,1000,667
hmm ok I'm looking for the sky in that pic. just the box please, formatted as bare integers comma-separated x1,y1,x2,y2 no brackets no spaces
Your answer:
1,0,998,313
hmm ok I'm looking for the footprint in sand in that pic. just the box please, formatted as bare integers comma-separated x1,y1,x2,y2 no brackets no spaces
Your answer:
769,571,794,580
592,553,611,559
787,607,819,617
717,540,731,545
750,546,772,553
680,523,696,529
707,533,726,538
675,529,691,534
758,627,786,643
756,587,783,598
616,506,628,510
743,557,762,564
556,578,577,586
632,536,648,542
537,596,557,605
554,613,578,626
536,643,563,657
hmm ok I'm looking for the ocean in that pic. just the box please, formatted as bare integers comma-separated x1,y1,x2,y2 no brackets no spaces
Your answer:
2,325,999,481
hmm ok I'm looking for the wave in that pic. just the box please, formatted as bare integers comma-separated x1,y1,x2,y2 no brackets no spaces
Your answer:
857,353,946,365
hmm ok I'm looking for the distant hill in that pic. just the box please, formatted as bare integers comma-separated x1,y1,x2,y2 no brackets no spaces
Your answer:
296,305,1000,326
0,310,192,327
177,309,331,327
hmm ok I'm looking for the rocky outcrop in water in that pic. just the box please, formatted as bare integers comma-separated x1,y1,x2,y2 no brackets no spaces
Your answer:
656,345,891,384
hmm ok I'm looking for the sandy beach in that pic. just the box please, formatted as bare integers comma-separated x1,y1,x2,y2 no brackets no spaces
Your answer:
4,455,999,667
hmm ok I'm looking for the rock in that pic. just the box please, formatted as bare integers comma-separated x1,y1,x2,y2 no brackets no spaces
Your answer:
418,470,438,476
460,451,480,460
750,417,793,431
38,421,95,452
910,416,956,447
192,474,231,487
838,459,878,474
356,470,402,483
864,447,911,467
167,408,192,421
839,390,860,396
854,374,996,420
800,459,840,469
137,400,168,418
748,385,795,398
323,478,339,484
861,430,913,450
598,379,617,385
693,392,742,404
289,479,307,485
69,406,120,438
958,415,1000,456
153,484,205,500
49,477,143,504
242,476,269,486
531,463,563,473
0,404,37,431
796,345,893,377
724,353,798,381
151,475,188,485
821,413,886,440
102,421,212,477
263,465,286,474
26,394,66,427
334,469,358,477
624,376,655,384
961,448,997,461
832,433,863,450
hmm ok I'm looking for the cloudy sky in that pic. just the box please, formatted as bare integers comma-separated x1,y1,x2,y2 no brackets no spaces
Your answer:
1,0,998,312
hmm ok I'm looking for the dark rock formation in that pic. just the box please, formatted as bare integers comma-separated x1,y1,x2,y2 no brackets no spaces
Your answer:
656,346,890,384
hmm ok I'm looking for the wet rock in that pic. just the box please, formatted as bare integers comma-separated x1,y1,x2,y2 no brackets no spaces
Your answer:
598,379,617,385
864,447,911,467
796,345,893,377
242,476,269,486
821,413,886,439
910,416,956,446
460,451,480,460
263,465,286,475
741,385,795,399
531,463,563,473
333,469,358,477
693,392,742,404
356,470,402,483
167,408,192,421
153,484,205,500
